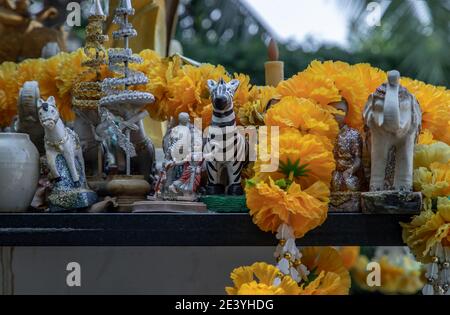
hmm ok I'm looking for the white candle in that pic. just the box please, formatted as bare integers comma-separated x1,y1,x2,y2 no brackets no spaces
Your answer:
265,38,284,87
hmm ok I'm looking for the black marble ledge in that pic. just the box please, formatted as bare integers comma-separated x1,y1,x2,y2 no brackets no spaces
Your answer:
0,213,412,246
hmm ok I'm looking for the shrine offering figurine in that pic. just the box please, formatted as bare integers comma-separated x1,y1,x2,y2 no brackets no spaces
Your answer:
156,112,203,201
72,0,109,177
92,107,131,174
362,70,423,214
100,0,155,180
37,97,97,212
329,100,364,213
133,112,207,213
205,78,246,196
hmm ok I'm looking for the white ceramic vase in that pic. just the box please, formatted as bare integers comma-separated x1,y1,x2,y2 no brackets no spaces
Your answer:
0,133,40,212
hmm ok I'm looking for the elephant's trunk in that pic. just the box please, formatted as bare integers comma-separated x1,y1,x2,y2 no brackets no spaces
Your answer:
383,71,401,133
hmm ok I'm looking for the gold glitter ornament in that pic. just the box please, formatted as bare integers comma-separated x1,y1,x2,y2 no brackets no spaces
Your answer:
72,0,109,111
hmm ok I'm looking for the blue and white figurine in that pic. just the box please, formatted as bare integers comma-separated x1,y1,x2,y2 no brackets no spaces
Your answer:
38,96,97,212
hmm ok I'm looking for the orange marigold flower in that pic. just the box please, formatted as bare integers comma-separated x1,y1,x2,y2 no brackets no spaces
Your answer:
265,96,339,150
276,71,341,108
402,78,450,145
352,63,387,95
304,61,369,130
246,177,329,238
254,128,336,189
226,262,301,295
238,86,279,126
418,129,437,145
401,198,450,263
299,247,351,295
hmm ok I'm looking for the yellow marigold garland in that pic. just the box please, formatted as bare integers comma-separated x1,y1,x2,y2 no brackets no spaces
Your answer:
253,128,336,190
246,128,334,239
246,177,329,238
401,197,450,264
264,96,339,150
401,141,450,264
54,49,88,121
418,129,437,145
238,85,279,126
303,61,369,131
1,54,448,142
226,247,350,295
299,247,351,295
352,63,387,94
226,262,301,295
276,70,341,109
401,78,450,145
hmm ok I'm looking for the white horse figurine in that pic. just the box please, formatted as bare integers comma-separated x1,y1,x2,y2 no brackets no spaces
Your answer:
37,96,85,183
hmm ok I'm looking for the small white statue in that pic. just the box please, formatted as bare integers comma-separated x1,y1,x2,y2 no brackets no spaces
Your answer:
37,96,85,183
156,112,203,201
363,70,422,192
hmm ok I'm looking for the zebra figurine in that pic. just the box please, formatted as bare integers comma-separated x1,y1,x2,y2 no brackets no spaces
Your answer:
205,78,246,196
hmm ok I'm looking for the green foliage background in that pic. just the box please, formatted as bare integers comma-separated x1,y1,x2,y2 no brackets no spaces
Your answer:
175,0,449,87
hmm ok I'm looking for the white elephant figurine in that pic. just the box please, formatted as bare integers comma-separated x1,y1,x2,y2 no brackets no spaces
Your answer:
37,96,85,184
363,70,422,192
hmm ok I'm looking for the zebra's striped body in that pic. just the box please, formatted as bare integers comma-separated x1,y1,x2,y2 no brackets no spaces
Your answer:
205,78,246,196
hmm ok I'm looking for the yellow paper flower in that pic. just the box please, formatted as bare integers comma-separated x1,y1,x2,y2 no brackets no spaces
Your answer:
246,177,329,238
402,198,450,263
402,78,450,145
38,53,68,100
132,49,161,75
238,86,279,126
232,72,252,113
55,49,88,121
264,96,339,150
276,71,341,109
226,262,300,295
303,61,370,131
418,130,437,145
200,103,213,129
254,128,336,190
414,162,450,199
413,141,450,199
167,69,200,118
16,58,45,87
352,255,424,295
298,247,351,295
352,63,387,98
414,142,450,169
144,55,182,120
305,60,351,77
226,248,350,295
165,62,240,126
